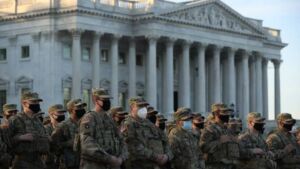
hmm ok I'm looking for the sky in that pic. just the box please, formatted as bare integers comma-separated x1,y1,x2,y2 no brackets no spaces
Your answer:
171,0,300,119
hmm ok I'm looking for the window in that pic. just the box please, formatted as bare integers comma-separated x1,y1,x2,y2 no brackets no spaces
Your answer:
21,46,30,59
0,90,6,113
82,47,91,61
63,44,72,59
136,54,143,66
119,52,126,64
0,49,7,61
82,89,91,110
63,88,71,109
101,49,109,62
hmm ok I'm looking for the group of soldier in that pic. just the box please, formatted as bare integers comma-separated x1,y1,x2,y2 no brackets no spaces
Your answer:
0,88,300,169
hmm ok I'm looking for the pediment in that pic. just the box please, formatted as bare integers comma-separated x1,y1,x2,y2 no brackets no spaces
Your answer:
160,0,263,36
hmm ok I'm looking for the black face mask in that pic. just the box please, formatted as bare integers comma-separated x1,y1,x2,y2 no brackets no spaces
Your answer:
75,109,86,119
219,115,230,123
56,115,65,122
147,115,157,124
159,123,166,130
29,104,41,114
194,122,204,129
102,100,111,111
283,123,294,131
253,123,265,133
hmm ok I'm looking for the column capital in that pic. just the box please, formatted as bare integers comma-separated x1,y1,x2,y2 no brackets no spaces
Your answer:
213,44,223,52
272,59,282,68
112,34,122,41
93,31,103,40
241,50,250,59
166,37,177,44
182,40,193,48
228,47,238,54
69,29,84,37
146,35,160,42
262,57,269,64
197,42,208,50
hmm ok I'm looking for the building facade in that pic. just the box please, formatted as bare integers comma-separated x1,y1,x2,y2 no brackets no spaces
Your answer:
0,0,286,120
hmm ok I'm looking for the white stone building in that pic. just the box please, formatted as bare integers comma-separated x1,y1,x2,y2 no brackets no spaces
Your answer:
0,0,286,120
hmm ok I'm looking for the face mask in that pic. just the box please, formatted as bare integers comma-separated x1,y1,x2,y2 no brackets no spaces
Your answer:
137,107,147,119
55,115,65,122
194,122,204,129
75,109,86,119
159,123,166,130
102,99,111,111
147,115,157,124
29,104,41,114
182,120,192,130
283,123,293,131
219,115,230,123
253,123,265,133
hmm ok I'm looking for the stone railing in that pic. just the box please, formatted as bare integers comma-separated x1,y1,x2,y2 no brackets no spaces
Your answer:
263,27,282,42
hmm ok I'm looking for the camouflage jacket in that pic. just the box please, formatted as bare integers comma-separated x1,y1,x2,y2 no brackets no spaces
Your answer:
238,130,276,169
121,115,173,168
51,118,80,168
266,128,300,168
8,112,49,155
168,127,204,169
200,122,240,165
78,110,128,167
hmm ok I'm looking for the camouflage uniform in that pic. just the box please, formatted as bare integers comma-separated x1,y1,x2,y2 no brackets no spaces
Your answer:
238,112,276,169
45,104,67,169
168,108,205,169
52,118,81,169
0,128,12,169
200,104,240,169
8,92,49,169
122,97,173,169
266,113,300,169
79,110,128,169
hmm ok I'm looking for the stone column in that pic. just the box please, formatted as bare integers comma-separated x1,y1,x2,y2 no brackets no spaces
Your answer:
249,56,256,111
146,36,158,108
92,32,102,88
128,37,136,98
212,45,222,103
256,55,263,113
71,29,82,98
181,40,192,107
227,47,236,108
111,34,121,106
262,58,269,119
273,59,281,117
196,43,207,113
241,51,249,120
163,38,175,115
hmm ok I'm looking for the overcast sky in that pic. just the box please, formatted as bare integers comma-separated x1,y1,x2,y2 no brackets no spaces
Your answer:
171,0,300,119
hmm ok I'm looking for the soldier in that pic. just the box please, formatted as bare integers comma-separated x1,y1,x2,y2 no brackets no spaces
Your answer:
51,99,87,169
227,118,240,137
146,106,158,124
45,104,67,169
294,127,300,146
200,103,240,169
121,97,172,169
78,88,128,169
155,114,167,131
191,113,205,141
266,113,300,169
110,106,128,130
0,104,18,129
238,112,277,169
8,91,49,169
0,128,12,169
168,107,205,169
